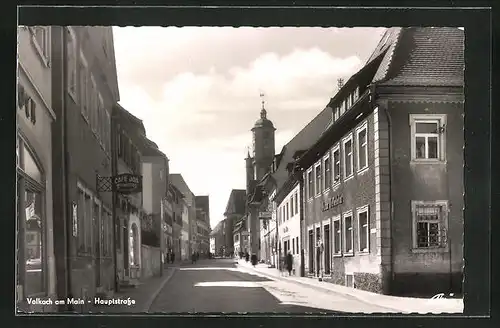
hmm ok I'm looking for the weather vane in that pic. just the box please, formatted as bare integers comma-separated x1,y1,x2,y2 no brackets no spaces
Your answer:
260,92,266,110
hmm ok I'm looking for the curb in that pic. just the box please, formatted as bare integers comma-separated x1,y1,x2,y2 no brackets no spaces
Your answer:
236,262,400,313
143,267,178,312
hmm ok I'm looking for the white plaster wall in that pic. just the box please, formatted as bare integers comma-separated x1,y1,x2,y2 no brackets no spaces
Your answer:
278,184,301,253
129,212,142,269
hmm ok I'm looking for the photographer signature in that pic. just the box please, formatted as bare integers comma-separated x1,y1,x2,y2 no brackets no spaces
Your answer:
430,293,455,300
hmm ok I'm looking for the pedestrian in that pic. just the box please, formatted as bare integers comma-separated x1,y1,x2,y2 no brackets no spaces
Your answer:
171,250,175,263
245,252,249,262
191,252,196,264
166,251,171,264
286,252,293,276
251,253,257,267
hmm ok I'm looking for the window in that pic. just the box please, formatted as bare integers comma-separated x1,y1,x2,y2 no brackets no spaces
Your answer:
334,106,340,120
333,146,341,184
357,206,369,252
295,193,299,214
346,94,352,109
412,201,448,249
343,135,353,179
307,170,313,199
343,212,353,254
66,27,77,100
98,94,104,146
79,53,89,121
292,238,295,254
333,217,341,255
323,156,331,191
315,163,322,195
340,100,346,116
29,26,50,64
286,202,289,220
105,110,111,152
356,123,368,171
410,114,446,161
290,196,294,217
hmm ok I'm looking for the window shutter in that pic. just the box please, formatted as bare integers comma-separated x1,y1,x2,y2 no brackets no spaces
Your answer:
30,99,36,124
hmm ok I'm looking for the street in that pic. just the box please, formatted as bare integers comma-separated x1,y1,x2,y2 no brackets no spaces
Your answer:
148,258,395,313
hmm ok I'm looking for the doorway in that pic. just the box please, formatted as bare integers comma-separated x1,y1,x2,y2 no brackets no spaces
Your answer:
324,224,331,274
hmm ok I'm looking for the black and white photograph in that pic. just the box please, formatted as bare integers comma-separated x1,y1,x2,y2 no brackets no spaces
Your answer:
16,20,468,315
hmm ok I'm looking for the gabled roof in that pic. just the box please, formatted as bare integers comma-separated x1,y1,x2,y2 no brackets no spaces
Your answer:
210,220,224,236
170,174,195,204
224,189,246,216
195,195,210,215
374,27,464,87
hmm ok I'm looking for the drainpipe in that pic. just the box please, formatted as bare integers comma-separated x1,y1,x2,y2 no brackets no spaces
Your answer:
61,27,73,310
370,84,394,293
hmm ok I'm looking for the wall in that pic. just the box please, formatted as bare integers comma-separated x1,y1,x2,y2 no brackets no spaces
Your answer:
17,26,57,311
141,245,161,279
141,162,153,213
277,184,301,274
388,100,464,296
304,113,381,293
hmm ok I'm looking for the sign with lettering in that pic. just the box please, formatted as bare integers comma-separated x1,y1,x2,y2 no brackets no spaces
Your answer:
259,211,272,219
113,173,142,194
321,194,344,212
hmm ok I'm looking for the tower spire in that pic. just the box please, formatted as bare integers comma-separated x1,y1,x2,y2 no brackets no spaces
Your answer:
259,92,267,119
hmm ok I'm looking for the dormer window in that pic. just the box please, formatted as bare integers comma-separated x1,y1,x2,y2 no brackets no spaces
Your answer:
334,106,340,120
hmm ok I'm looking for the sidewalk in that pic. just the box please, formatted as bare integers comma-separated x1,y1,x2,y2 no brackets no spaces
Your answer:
89,265,178,313
236,259,463,314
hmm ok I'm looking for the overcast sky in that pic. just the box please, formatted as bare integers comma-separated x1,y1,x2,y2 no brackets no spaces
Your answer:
113,27,386,229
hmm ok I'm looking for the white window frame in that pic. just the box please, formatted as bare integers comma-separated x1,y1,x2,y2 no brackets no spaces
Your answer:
354,86,360,102
332,144,341,187
307,168,314,200
332,215,342,256
314,162,322,197
410,114,447,163
357,205,369,253
29,26,50,67
334,106,340,121
343,134,354,180
343,211,354,255
356,122,369,173
79,52,89,122
323,154,331,192
294,191,299,216
411,200,449,253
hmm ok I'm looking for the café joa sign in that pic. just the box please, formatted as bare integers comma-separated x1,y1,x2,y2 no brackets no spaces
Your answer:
113,174,142,194
96,173,143,194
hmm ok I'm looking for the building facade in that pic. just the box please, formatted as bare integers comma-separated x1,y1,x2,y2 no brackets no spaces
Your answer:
245,101,276,259
195,195,211,257
51,26,119,306
298,27,464,296
180,199,190,260
167,184,184,261
17,26,57,312
223,189,247,256
170,174,197,256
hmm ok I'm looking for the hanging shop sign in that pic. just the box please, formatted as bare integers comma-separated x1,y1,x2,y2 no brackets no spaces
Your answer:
259,211,272,219
321,194,344,212
97,173,143,194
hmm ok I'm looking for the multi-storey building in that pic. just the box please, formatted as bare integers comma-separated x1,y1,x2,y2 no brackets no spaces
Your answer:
195,195,211,257
51,26,119,306
221,189,246,257
112,104,144,286
170,174,197,256
16,26,57,312
167,183,184,261
180,197,190,260
297,27,464,296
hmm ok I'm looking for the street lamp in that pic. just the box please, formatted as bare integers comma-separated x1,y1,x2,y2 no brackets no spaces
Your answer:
316,238,324,281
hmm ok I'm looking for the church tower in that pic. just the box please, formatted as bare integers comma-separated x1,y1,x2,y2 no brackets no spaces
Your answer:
251,94,276,181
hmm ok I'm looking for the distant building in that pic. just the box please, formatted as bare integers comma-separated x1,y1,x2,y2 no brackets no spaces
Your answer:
195,195,211,256
245,100,276,259
167,184,185,261
209,220,225,257
222,189,247,256
170,174,197,255
297,27,464,296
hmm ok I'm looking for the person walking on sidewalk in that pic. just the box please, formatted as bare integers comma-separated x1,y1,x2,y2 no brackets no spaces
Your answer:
171,249,175,263
286,252,293,276
191,252,196,264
